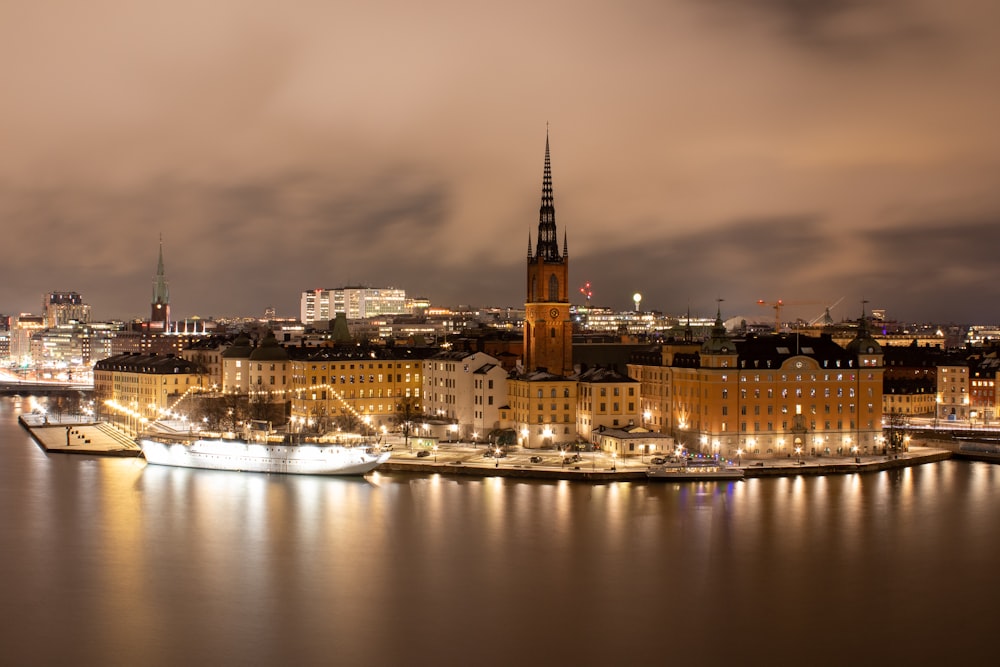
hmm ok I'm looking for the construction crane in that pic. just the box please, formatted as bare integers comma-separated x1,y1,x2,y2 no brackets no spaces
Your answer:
756,299,823,333
808,297,845,327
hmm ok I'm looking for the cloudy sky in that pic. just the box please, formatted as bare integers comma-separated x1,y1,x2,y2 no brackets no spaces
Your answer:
2,0,999,324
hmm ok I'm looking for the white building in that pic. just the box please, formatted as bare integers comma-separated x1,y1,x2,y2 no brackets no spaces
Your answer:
423,350,508,441
300,287,409,324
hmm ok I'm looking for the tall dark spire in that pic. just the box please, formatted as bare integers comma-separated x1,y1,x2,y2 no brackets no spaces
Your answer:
151,234,170,325
535,130,561,262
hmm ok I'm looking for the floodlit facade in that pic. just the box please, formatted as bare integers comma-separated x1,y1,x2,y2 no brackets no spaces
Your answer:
423,350,508,441
93,353,207,430
299,287,409,324
288,347,433,432
628,314,886,459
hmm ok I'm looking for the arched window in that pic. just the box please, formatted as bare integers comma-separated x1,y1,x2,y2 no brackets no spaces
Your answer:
548,274,559,301
530,277,537,302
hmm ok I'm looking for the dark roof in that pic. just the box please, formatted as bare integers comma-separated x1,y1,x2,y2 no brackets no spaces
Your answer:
286,345,439,363
736,333,853,370
94,353,204,374
248,332,288,362
573,366,637,384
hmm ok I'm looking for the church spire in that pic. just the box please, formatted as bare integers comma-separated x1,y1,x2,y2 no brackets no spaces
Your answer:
151,234,171,326
535,129,561,262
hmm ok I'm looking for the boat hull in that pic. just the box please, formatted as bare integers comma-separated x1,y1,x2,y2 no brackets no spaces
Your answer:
139,437,390,476
647,463,744,481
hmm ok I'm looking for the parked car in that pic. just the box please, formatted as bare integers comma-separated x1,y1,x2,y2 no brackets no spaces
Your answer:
529,455,543,463
567,453,582,463
416,450,430,458
650,456,666,465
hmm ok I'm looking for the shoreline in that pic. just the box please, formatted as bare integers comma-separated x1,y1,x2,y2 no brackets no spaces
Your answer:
17,414,966,480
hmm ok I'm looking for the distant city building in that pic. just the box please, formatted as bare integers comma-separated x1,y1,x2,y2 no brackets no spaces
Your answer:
937,361,970,422
43,292,91,327
299,287,409,324
9,314,46,365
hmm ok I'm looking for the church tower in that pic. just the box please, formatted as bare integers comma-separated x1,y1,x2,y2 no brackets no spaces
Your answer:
523,132,572,376
151,235,171,328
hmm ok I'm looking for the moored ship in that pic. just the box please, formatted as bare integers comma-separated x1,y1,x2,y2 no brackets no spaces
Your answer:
646,457,744,481
138,428,390,476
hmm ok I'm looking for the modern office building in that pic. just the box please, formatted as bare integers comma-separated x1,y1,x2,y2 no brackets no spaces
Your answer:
299,287,409,324
43,292,91,327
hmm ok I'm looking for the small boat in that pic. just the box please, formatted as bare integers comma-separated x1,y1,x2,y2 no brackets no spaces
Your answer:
138,428,389,476
647,457,744,481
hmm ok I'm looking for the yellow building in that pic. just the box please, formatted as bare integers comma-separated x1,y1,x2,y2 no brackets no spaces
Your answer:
287,347,433,433
93,353,207,432
575,366,640,441
504,372,578,449
628,313,886,460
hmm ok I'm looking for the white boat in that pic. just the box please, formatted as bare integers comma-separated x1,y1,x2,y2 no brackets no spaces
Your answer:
138,432,390,476
647,458,744,481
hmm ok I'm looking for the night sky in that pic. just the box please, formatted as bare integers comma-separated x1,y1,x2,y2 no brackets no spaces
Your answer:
2,1,999,324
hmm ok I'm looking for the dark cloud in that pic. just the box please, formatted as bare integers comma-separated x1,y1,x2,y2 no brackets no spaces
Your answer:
693,0,942,58
0,169,452,318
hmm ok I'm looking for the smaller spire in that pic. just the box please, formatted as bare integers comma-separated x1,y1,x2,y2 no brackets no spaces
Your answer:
527,232,533,259
563,230,568,259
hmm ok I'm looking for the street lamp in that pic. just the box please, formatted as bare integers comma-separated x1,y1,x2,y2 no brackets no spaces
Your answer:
494,447,500,468
736,448,743,467
433,444,438,463
611,451,617,472
795,446,802,464
561,449,567,467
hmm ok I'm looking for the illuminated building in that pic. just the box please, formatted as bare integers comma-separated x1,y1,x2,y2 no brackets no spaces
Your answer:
423,350,507,441
628,307,886,459
43,292,91,327
93,353,207,429
505,133,577,448
299,287,409,324
288,347,434,433
574,366,640,441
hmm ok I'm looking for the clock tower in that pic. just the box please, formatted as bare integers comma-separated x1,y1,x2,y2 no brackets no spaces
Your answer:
523,133,572,376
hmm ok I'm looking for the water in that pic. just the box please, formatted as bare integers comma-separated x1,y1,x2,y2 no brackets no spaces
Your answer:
2,395,998,666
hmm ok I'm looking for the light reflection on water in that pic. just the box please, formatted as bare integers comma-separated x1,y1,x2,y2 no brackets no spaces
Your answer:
2,398,1000,666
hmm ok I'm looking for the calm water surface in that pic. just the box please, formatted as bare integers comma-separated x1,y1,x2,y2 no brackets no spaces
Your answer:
2,396,998,666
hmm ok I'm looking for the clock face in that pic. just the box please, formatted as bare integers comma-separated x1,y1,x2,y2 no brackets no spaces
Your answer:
549,308,560,319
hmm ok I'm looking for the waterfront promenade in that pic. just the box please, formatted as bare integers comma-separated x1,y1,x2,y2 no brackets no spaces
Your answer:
20,413,953,479
378,440,951,480
19,413,140,456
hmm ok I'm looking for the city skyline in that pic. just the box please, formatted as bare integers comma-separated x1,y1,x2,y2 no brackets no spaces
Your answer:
3,1,1000,323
